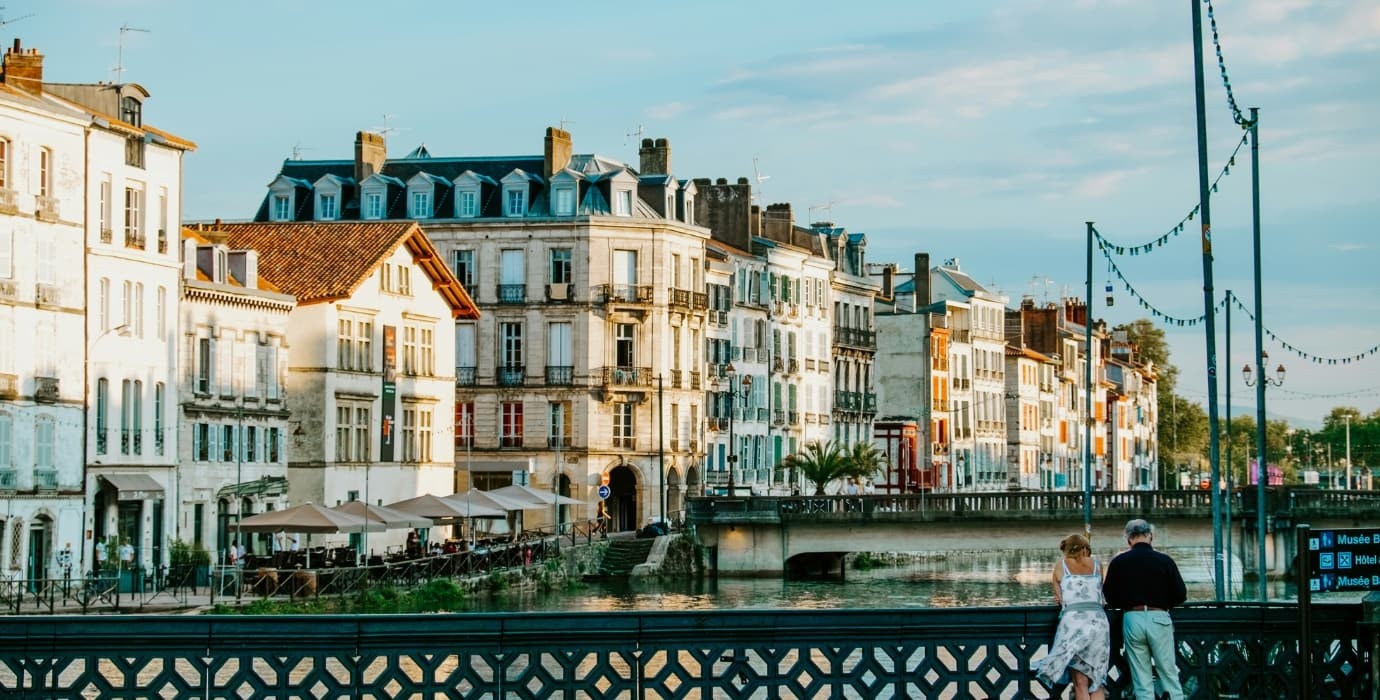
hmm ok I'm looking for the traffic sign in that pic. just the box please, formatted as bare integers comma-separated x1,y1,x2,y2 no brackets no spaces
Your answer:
600,473,610,486
1306,527,1380,593
597,485,611,500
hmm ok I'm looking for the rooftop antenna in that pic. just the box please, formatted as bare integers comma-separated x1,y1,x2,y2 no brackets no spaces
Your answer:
290,142,314,160
624,123,644,146
372,114,407,138
752,155,770,203
114,24,150,83
808,200,838,225
559,116,576,131
0,8,36,29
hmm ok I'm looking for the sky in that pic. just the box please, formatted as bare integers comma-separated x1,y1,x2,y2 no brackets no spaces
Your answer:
13,0,1380,428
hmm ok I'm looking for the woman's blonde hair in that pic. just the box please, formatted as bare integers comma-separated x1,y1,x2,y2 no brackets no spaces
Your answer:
1059,533,1090,557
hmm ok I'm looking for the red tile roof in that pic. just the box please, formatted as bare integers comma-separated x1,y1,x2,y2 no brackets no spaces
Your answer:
200,221,479,319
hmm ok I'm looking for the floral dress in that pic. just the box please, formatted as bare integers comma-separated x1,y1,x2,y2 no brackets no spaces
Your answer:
1034,557,1110,691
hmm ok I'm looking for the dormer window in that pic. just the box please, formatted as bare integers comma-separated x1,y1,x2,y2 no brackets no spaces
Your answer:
458,190,477,217
364,191,384,219
505,189,526,217
271,194,291,221
684,196,694,225
554,187,575,216
317,193,338,220
121,97,143,128
410,191,431,218
614,190,632,217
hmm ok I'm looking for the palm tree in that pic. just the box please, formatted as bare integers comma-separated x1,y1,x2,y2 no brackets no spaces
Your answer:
789,441,861,497
844,441,886,489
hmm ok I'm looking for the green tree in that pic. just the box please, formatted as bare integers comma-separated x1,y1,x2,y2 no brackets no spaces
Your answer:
783,441,871,495
843,441,886,486
1119,318,1208,485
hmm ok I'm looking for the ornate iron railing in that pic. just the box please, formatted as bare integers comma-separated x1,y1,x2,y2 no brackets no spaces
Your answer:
0,604,1364,697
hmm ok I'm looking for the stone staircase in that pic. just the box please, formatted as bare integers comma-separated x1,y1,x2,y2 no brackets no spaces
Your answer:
591,538,655,579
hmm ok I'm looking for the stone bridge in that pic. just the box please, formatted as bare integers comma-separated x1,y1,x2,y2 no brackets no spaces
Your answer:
687,488,1380,577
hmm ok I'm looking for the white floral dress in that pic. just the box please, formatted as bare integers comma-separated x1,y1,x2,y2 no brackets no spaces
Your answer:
1034,557,1110,691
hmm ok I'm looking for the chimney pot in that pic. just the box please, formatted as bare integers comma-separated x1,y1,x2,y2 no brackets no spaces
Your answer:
737,177,749,185
641,138,653,148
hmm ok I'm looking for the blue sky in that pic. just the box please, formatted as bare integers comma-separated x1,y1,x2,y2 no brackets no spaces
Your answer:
16,0,1380,427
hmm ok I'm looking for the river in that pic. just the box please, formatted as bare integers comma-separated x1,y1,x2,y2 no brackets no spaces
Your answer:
461,547,1327,613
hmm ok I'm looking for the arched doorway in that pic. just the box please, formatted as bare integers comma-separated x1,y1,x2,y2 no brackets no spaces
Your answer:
608,464,638,533
666,467,683,524
27,515,52,585
685,463,701,499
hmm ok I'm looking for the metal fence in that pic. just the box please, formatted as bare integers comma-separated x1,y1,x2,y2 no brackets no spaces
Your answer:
0,603,1365,698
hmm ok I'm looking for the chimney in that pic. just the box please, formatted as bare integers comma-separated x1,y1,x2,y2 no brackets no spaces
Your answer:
763,203,793,244
2,39,44,94
881,265,895,300
639,137,670,175
354,131,386,184
914,253,931,309
544,127,572,180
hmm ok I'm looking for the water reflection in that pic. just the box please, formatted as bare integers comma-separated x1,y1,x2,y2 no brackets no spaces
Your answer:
459,547,1313,614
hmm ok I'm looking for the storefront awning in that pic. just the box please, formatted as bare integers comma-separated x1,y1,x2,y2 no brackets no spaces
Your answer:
217,475,289,499
98,473,165,501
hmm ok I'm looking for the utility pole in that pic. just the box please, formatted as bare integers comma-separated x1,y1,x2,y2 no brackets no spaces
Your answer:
1344,414,1353,490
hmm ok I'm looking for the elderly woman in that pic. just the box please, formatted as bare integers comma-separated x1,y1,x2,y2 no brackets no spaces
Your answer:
1033,533,1110,699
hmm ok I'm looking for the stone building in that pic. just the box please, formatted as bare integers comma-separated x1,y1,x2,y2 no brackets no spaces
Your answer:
210,221,477,553
177,227,295,558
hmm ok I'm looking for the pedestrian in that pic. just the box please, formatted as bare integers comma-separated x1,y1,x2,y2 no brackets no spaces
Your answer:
1102,519,1187,700
95,539,108,571
118,540,135,569
57,542,74,579
1033,533,1109,699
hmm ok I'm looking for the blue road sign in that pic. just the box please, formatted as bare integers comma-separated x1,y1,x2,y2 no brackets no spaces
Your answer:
597,485,611,500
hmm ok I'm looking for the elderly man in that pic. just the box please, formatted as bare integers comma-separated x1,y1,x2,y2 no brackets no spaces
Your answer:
1103,518,1187,700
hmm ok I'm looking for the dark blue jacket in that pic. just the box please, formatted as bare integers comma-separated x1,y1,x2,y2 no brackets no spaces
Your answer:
1103,542,1187,610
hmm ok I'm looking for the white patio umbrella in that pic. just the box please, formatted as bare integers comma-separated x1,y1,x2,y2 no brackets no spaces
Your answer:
236,502,380,568
386,493,504,521
487,483,588,507
330,501,434,529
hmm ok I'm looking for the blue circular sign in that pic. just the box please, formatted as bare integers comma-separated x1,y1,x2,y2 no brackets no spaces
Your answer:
597,485,611,500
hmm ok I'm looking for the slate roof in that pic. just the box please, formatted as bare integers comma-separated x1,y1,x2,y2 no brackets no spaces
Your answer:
203,221,479,319
39,90,196,150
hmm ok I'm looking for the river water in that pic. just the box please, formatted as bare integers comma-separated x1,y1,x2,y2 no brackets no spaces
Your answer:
462,547,1322,613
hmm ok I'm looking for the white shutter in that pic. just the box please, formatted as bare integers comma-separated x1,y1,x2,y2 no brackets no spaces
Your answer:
500,249,525,285
268,345,281,400
454,324,475,367
547,322,572,366
217,337,232,395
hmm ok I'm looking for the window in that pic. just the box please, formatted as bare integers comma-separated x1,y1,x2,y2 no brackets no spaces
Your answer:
410,191,431,218
35,417,54,469
271,194,291,221
337,319,353,370
35,236,55,285
339,316,373,371
244,426,258,463
196,338,213,393
356,320,373,371
615,190,633,216
500,402,523,448
336,401,371,462
120,380,132,455
267,427,281,462
121,96,142,127
99,176,112,237
613,402,635,448
126,135,145,168
194,423,210,461
258,344,281,400
0,138,6,188
684,195,694,225
548,401,571,447
156,287,166,340
95,379,109,455
549,248,572,284
124,187,143,244
402,408,417,462
455,323,476,381
418,409,432,462
364,191,384,219
39,148,51,198
457,190,478,218
132,380,143,455
420,326,434,376
380,262,411,295
133,283,144,338
0,229,9,279
154,382,164,455
547,322,572,384
505,189,526,217
455,402,474,448
402,325,418,375
218,424,234,462
318,193,338,220
615,323,636,368
451,249,474,289
554,187,574,216
0,413,10,467
500,322,524,366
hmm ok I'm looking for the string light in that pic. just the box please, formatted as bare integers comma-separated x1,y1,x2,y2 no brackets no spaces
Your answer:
1226,292,1380,366
1205,0,1252,127
1091,227,1224,326
1094,134,1248,255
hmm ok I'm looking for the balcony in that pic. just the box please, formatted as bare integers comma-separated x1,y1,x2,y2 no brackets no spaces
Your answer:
35,283,61,308
669,288,693,312
805,413,816,424
546,436,573,449
497,284,526,304
100,227,113,244
0,373,16,399
788,411,800,426
805,359,816,372
499,436,523,449
600,284,652,305
772,409,786,426
545,366,574,386
691,292,709,311
613,436,636,450
124,229,145,250
0,468,15,490
756,407,770,422
601,366,652,387
773,357,784,372
546,283,572,302
34,468,58,491
34,377,59,404
670,369,683,389
35,195,59,222
690,371,701,390
689,440,699,453
711,310,728,325
455,366,477,387
670,439,681,452
833,327,876,350
497,366,525,387
787,359,799,375
863,393,877,413
157,229,168,254
0,187,16,214
833,390,861,412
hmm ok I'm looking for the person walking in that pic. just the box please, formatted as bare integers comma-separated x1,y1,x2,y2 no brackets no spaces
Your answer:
1034,533,1109,699
1102,518,1187,700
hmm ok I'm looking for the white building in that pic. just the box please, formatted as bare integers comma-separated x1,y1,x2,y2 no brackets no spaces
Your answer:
0,42,90,580
178,228,295,558
212,220,477,555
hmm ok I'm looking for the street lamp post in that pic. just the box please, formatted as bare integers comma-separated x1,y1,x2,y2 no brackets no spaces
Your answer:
1243,352,1285,600
723,363,753,497
1343,414,1353,490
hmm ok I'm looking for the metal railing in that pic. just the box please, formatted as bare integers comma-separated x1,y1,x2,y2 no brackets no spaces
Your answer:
602,366,651,387
496,284,526,303
544,365,574,386
455,366,477,387
497,365,525,387
600,284,652,304
0,603,1362,697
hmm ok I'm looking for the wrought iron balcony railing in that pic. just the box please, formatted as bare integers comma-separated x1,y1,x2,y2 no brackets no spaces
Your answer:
497,284,526,304
545,366,574,386
455,366,477,387
497,366,525,387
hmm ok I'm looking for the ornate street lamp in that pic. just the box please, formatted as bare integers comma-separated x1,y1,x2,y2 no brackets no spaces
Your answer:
723,363,753,497
1242,350,1284,600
